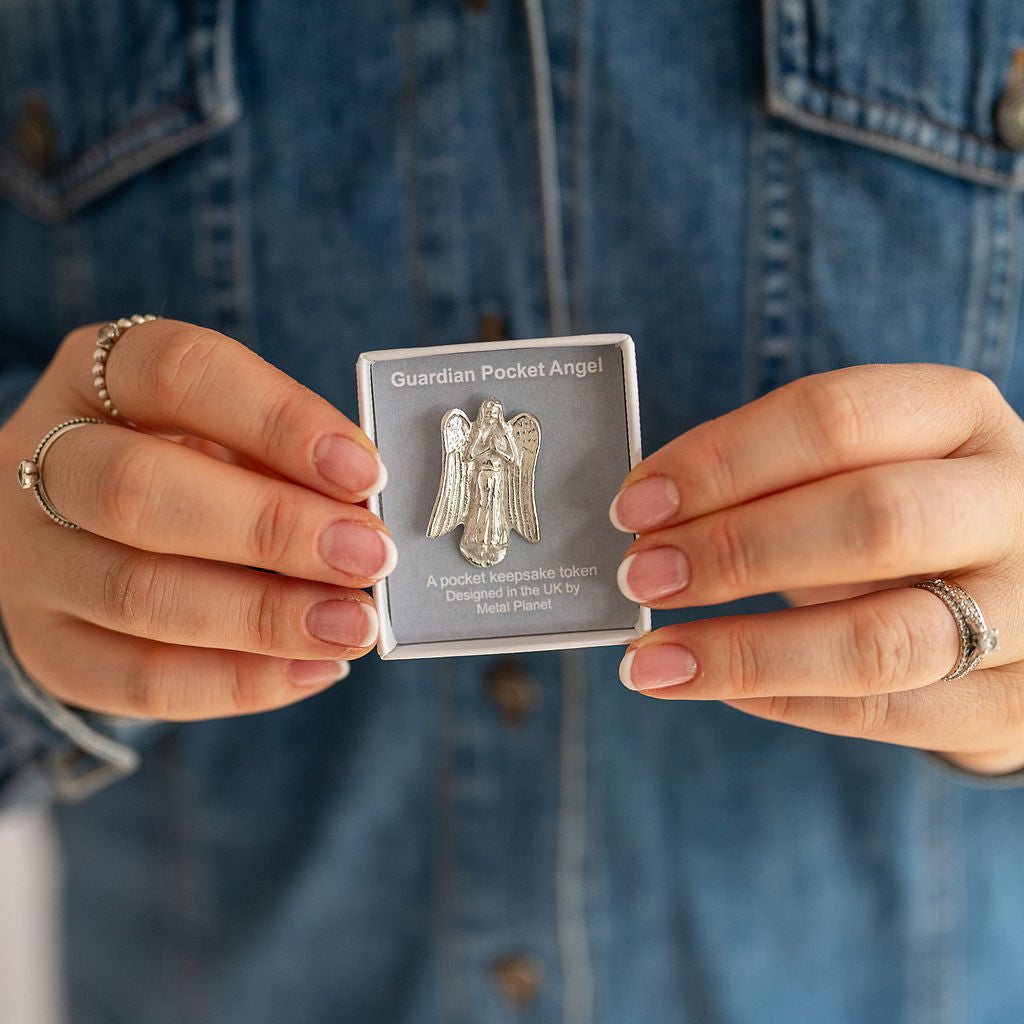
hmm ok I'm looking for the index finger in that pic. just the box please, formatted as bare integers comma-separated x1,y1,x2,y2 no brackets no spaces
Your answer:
610,364,1008,534
65,319,386,503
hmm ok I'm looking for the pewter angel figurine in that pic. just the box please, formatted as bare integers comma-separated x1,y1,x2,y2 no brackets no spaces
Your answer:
426,397,541,567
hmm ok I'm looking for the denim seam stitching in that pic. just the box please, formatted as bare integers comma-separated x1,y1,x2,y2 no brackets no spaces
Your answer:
397,0,431,348
768,91,1024,189
568,0,592,333
524,0,572,336
557,649,594,1024
158,731,210,1023
982,191,1023,383
921,771,962,1024
433,661,463,1022
747,115,798,398
960,188,994,374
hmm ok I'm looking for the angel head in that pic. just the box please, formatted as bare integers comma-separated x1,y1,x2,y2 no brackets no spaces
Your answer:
480,398,503,421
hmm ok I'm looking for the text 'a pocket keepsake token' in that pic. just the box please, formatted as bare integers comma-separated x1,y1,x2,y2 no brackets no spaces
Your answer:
356,334,649,659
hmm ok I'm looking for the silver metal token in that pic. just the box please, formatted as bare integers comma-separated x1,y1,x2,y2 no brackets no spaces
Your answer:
426,397,541,567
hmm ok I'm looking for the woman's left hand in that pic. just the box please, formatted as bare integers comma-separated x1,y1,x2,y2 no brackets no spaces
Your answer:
611,364,1024,775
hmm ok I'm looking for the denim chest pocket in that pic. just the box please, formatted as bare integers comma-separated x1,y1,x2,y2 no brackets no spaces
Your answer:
764,0,1024,188
0,0,239,223
753,0,1024,397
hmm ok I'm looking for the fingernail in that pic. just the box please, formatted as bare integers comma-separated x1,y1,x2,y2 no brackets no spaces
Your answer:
307,600,379,647
315,435,388,497
620,645,698,691
289,658,352,687
609,476,680,532
617,547,690,603
320,522,398,578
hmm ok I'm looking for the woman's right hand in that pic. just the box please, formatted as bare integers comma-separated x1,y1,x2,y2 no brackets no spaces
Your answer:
0,319,394,720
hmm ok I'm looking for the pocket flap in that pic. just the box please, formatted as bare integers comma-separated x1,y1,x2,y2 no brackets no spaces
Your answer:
0,0,239,223
763,0,1024,189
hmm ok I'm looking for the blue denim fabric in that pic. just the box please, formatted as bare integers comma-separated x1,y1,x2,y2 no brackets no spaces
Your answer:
3,1,1024,1021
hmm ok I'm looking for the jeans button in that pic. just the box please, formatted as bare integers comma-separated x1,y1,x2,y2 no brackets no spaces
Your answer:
996,51,1024,151
485,659,541,727
15,95,57,172
491,954,544,1010
476,311,508,342
996,84,1024,150
464,0,489,11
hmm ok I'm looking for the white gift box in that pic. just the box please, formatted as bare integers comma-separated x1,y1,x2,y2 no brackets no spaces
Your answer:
357,333,650,659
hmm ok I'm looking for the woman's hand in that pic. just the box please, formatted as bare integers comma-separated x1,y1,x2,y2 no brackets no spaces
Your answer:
611,364,1024,775
0,319,394,720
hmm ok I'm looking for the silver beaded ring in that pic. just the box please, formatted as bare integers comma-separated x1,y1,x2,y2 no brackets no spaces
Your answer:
912,578,1000,681
18,418,107,529
92,314,158,420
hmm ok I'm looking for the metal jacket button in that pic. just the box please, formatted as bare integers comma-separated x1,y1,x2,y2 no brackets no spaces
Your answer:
491,954,544,1009
477,311,508,342
485,659,541,726
15,95,57,172
996,84,1024,150
997,50,1024,151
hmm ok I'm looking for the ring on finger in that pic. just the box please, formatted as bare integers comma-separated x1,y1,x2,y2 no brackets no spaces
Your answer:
92,314,158,421
18,418,107,530
912,578,1000,681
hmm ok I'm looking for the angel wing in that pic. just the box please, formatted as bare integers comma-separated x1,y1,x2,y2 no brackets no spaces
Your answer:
426,408,472,537
507,412,541,542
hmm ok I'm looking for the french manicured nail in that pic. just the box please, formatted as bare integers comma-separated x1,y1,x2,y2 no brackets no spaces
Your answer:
315,435,388,497
307,600,378,648
617,547,690,603
609,476,680,532
320,522,398,577
289,658,352,687
619,645,698,691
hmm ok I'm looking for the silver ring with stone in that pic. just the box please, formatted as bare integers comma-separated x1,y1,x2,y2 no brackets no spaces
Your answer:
912,578,1000,681
17,418,106,529
92,314,158,420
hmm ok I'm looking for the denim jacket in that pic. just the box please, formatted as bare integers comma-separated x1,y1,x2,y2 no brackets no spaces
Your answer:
3,1,1024,1022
